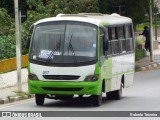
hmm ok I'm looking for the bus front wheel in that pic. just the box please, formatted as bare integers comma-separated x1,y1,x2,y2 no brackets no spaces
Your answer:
35,94,45,106
92,92,102,107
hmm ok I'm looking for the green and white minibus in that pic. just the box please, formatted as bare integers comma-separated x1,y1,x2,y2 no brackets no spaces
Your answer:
27,13,135,106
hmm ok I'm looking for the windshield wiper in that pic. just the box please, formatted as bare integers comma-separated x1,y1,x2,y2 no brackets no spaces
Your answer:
67,34,78,65
45,35,61,65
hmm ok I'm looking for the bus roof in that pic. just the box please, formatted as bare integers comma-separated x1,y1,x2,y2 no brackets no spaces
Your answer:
34,13,132,26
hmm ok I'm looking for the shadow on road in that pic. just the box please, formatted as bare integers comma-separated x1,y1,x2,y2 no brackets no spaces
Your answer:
40,96,128,108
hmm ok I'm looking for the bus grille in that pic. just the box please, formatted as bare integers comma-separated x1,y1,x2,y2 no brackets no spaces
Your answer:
42,87,83,91
42,75,80,80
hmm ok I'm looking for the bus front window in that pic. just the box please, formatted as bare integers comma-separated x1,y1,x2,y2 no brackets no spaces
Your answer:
29,21,98,66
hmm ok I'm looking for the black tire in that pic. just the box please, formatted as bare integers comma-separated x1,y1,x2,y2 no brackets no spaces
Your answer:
92,92,102,107
114,83,122,100
106,91,115,100
106,83,122,100
35,94,45,106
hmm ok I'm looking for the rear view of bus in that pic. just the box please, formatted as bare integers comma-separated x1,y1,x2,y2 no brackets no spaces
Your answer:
27,13,135,106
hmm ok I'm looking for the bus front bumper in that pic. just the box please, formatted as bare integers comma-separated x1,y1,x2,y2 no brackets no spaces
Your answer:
28,80,101,95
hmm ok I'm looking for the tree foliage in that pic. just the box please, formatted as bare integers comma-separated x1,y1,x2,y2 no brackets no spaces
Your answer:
0,35,16,60
0,0,100,60
0,8,13,35
98,0,156,27
0,0,157,60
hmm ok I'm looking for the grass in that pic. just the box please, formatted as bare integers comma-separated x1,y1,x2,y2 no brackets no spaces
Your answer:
135,36,145,61
7,91,29,100
13,90,29,96
135,49,145,61
136,15,160,31
136,22,160,31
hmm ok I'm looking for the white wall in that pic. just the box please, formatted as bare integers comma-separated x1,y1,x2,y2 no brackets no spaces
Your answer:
0,68,28,89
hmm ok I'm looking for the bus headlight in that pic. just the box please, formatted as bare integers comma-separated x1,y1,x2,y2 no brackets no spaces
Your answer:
84,74,99,82
28,73,39,80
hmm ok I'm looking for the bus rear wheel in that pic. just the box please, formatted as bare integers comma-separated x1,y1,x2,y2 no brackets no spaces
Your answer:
35,94,45,106
114,83,122,100
106,91,114,100
106,83,122,100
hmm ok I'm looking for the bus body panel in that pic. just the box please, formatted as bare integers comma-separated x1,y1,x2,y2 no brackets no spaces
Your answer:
28,80,101,95
112,53,134,89
124,72,134,88
100,53,134,92
27,14,135,103
28,63,102,95
30,63,96,82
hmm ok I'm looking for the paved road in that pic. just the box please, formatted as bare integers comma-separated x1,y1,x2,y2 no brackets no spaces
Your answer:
0,70,160,119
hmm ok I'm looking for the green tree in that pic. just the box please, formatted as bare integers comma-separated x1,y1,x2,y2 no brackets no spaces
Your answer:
0,0,27,18
0,8,13,35
4,0,156,59
21,0,99,55
0,0,14,17
0,35,16,60
98,0,156,28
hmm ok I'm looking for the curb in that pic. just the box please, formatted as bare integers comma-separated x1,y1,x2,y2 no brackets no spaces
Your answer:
0,98,9,104
0,94,35,105
137,62,160,71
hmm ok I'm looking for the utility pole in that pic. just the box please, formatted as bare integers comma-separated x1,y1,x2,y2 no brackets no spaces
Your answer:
19,11,26,53
154,0,158,41
14,0,22,92
19,11,21,53
155,12,157,40
149,0,154,62
155,0,160,41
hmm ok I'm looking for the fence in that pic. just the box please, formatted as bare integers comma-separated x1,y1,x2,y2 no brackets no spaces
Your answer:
0,55,28,73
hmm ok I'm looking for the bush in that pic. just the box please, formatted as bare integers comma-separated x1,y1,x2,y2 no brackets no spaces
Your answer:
135,36,145,50
135,49,145,61
0,35,16,60
136,36,145,45
0,8,13,35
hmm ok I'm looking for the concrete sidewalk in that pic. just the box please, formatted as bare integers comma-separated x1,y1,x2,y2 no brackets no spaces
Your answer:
0,69,33,104
136,44,160,71
0,44,160,104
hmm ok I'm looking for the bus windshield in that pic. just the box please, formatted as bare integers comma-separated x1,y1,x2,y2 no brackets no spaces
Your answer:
29,21,98,66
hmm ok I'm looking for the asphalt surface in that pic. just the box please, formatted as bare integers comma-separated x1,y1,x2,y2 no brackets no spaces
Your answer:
0,69,160,119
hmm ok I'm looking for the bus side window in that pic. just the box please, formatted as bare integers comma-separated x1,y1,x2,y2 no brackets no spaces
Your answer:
100,27,111,56
110,27,119,55
108,27,112,40
126,25,133,52
118,26,126,54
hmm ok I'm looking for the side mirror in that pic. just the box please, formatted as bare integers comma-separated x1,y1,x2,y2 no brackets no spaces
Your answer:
104,51,108,58
103,40,109,58
25,37,30,49
103,40,108,51
25,24,34,50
